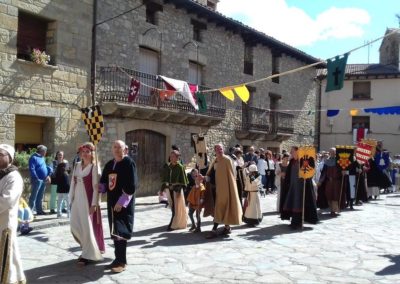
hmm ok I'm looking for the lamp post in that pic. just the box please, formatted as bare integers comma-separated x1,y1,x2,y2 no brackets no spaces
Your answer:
142,27,163,75
183,40,199,85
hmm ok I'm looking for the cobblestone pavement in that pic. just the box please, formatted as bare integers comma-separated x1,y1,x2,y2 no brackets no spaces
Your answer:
20,193,400,283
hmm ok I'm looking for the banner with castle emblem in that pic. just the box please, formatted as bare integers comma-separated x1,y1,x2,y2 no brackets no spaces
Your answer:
298,146,316,179
336,146,355,170
81,105,105,146
355,142,373,165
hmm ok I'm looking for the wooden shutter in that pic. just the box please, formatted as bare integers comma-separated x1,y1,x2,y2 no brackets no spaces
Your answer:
139,47,159,75
188,61,202,85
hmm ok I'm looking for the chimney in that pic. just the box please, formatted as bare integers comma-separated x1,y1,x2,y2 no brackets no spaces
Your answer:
195,0,219,11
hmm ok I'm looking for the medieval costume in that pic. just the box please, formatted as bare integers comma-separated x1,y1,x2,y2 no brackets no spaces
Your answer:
161,161,188,230
205,154,243,237
318,158,345,214
100,155,137,268
69,162,105,262
243,165,263,226
0,144,26,284
280,158,318,229
276,162,288,212
366,158,392,199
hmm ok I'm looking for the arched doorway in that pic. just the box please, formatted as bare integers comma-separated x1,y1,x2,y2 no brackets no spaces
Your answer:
126,129,166,196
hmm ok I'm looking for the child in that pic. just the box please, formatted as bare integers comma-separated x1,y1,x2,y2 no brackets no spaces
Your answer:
186,174,206,233
18,197,34,235
55,162,70,218
243,164,263,226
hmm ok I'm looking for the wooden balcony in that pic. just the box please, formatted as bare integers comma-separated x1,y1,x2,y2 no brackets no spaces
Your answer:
97,66,226,126
235,106,294,141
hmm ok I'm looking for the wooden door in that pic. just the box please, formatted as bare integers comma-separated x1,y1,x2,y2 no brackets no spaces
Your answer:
126,129,166,196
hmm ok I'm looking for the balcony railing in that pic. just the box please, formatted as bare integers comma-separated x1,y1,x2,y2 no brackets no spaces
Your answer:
238,106,294,135
97,66,226,118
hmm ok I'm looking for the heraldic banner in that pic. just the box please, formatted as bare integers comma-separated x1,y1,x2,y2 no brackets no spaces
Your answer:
298,146,316,179
355,142,373,165
336,146,355,170
81,105,105,146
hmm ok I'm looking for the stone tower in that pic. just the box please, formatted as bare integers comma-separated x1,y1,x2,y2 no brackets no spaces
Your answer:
379,28,400,70
194,0,219,11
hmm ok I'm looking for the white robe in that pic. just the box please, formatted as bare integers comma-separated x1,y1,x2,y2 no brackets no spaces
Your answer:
69,163,103,261
243,172,263,224
0,170,26,284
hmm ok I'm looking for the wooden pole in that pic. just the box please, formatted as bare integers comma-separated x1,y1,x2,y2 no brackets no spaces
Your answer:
338,174,345,213
302,178,306,229
94,147,101,224
354,171,361,203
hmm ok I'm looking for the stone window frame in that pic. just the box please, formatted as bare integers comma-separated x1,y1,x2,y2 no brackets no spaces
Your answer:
352,81,371,100
145,2,163,25
243,43,254,75
272,52,281,84
191,19,207,43
17,10,57,65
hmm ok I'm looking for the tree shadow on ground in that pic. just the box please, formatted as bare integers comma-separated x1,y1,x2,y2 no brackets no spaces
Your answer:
376,255,400,276
24,258,113,284
236,224,313,241
135,227,232,248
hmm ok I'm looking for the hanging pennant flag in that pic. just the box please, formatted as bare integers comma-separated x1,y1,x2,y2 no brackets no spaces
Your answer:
219,87,235,101
327,109,340,117
335,146,355,170
355,142,373,165
195,92,207,113
159,76,199,110
326,53,349,92
298,146,316,179
127,78,140,103
350,109,359,116
81,105,105,146
233,85,250,103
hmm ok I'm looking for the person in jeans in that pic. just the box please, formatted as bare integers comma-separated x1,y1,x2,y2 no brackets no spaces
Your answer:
55,162,70,218
28,145,52,215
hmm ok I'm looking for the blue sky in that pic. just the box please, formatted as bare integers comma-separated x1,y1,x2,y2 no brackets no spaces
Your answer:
218,0,399,63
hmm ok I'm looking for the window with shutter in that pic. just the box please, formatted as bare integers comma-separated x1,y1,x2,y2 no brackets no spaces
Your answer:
188,61,202,85
352,81,371,99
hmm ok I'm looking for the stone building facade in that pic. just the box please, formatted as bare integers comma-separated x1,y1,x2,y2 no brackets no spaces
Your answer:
95,0,320,195
0,0,93,160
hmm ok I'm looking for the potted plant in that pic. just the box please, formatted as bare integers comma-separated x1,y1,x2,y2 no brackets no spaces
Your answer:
30,48,51,65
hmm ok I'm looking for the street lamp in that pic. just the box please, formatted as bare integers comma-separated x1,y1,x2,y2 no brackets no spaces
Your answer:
142,27,163,75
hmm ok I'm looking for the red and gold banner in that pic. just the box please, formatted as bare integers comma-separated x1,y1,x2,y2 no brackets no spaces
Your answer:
355,142,373,165
298,146,316,179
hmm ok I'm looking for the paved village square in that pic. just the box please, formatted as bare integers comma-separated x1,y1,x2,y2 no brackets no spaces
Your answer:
21,193,400,284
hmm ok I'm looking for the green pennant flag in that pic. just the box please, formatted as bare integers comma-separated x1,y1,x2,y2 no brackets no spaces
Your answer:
326,53,349,92
196,92,207,113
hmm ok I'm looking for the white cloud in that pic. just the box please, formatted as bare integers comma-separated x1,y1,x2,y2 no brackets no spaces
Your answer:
217,0,370,47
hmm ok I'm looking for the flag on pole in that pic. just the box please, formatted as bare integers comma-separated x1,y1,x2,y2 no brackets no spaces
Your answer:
326,53,349,92
335,146,355,170
81,105,105,145
355,142,373,165
298,146,316,179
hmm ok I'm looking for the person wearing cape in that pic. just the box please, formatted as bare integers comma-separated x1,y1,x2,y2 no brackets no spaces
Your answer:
280,146,318,229
99,140,137,273
161,150,188,231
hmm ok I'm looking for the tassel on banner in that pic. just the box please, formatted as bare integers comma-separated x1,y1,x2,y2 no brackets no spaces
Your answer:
234,85,250,103
219,88,235,101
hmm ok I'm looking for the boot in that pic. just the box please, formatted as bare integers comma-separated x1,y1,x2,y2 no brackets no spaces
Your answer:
350,199,354,210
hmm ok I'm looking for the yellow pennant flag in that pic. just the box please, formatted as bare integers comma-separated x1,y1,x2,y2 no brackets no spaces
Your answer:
350,109,359,116
298,146,316,179
219,88,235,101
234,85,250,103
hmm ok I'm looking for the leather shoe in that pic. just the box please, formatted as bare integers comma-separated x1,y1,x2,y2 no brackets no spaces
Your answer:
111,263,126,273
36,211,48,215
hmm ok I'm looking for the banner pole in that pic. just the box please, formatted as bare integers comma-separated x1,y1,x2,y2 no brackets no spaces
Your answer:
338,174,345,213
302,178,306,230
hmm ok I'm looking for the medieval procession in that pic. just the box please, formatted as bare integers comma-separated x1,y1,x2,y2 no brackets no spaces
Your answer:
1,0,400,283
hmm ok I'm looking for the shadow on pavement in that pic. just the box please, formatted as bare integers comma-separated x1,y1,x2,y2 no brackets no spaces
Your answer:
236,224,312,241
25,258,112,283
386,194,400,198
376,254,400,276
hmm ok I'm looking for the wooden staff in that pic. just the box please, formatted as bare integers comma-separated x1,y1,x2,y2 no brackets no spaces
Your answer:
301,178,306,229
338,173,345,213
94,148,101,225
354,170,361,203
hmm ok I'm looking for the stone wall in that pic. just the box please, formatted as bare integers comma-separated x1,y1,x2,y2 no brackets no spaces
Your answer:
0,0,93,160
379,31,400,69
96,0,318,161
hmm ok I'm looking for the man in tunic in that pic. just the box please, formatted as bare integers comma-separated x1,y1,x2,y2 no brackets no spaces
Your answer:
205,144,242,238
0,144,26,284
280,146,318,229
161,150,188,231
99,140,137,273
